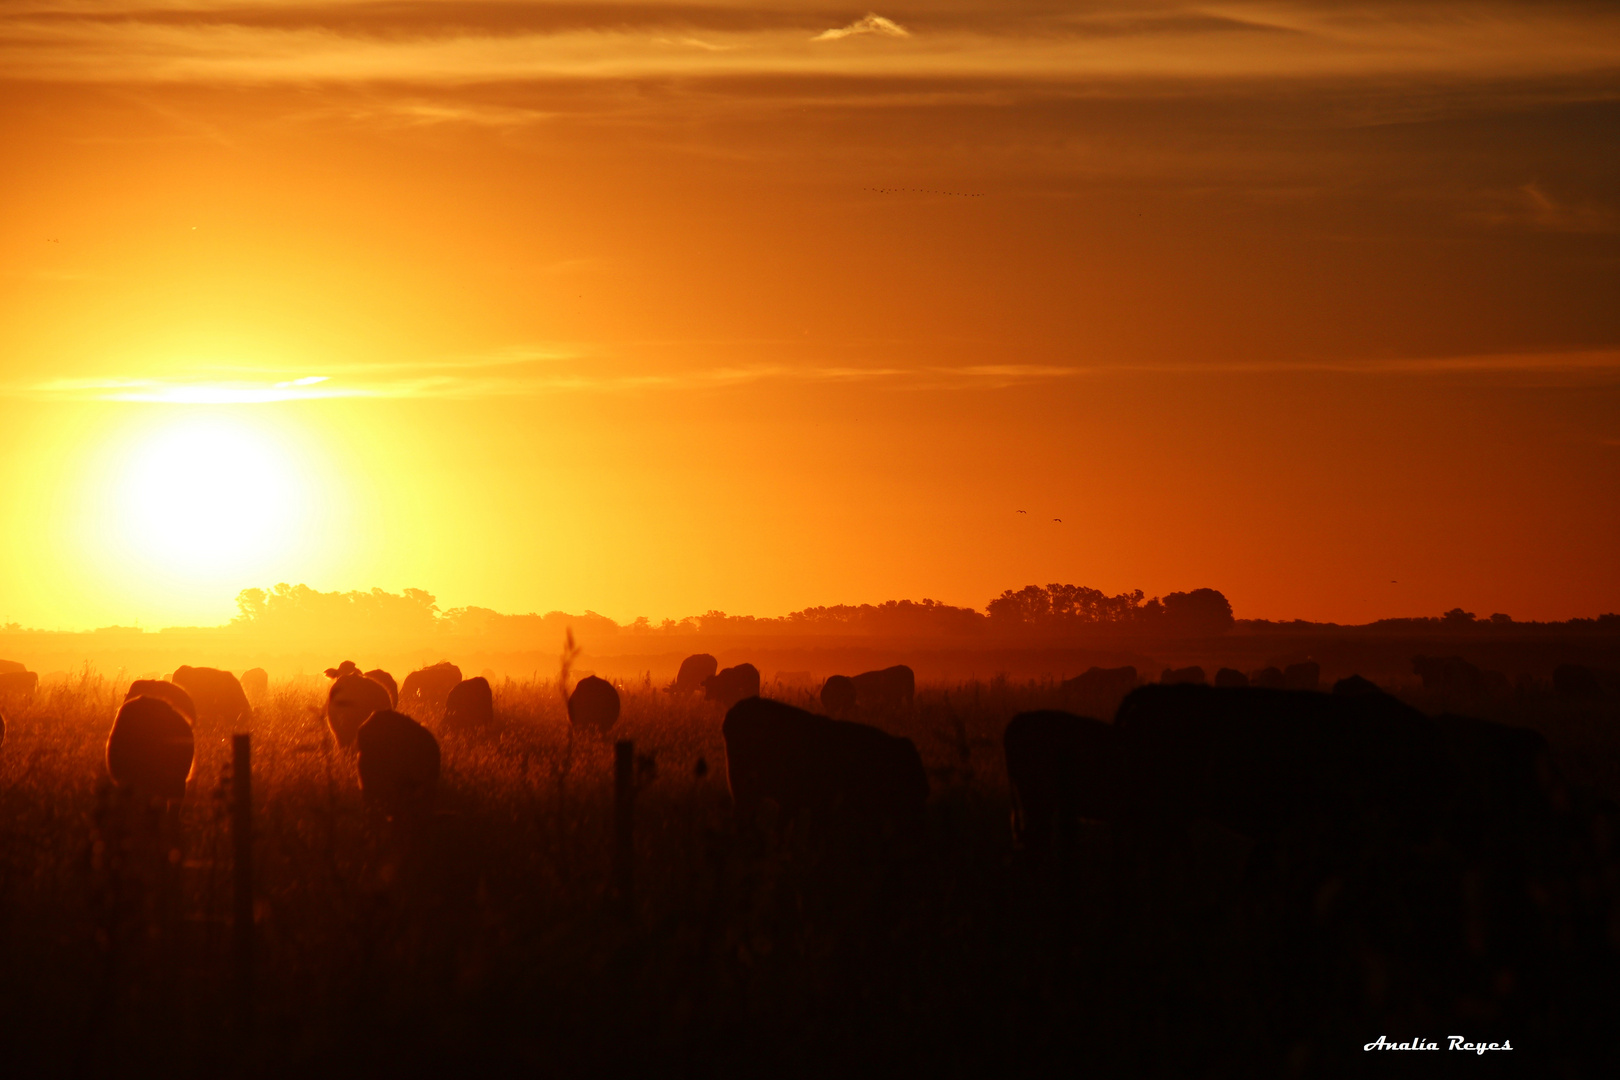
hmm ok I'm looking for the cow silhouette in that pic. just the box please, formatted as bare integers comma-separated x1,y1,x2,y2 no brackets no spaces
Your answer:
240,667,269,704
670,654,718,694
399,662,462,718
1282,661,1321,691
171,666,253,729
364,669,398,707
444,676,495,731
704,664,760,709
568,675,621,734
1159,666,1206,686
107,696,196,801
1004,710,1114,854
125,679,197,722
1213,667,1248,688
327,672,392,748
0,659,24,674
1433,712,1559,825
1059,666,1138,717
357,709,441,814
852,666,915,708
819,674,856,714
819,666,915,715
326,660,399,706
722,697,928,828
1110,683,1449,847
0,669,38,703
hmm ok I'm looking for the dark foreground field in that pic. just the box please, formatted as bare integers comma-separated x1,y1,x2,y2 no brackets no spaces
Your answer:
1,674,1616,1079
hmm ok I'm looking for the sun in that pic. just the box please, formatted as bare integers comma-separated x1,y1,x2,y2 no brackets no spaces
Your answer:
111,413,310,577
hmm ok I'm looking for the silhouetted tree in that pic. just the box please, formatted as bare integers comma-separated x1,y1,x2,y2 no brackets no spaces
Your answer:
1160,589,1235,635
986,584,1150,631
1442,607,1477,626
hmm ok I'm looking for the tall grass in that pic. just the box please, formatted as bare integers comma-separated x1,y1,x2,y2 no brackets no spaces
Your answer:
0,671,1614,1077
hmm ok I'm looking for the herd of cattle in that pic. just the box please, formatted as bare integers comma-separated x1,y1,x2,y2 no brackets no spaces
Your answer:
0,655,1612,863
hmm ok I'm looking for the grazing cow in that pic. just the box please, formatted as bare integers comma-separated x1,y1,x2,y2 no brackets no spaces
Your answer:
171,666,253,729
1060,666,1138,718
1110,684,1450,846
0,669,38,703
1159,666,1206,686
1003,710,1114,854
1432,712,1562,826
400,662,462,718
240,667,269,704
1213,667,1249,688
851,665,916,709
705,663,761,709
443,676,495,732
325,660,398,706
568,676,621,734
670,654,718,695
106,696,196,801
125,679,197,723
722,697,928,827
820,675,857,715
364,669,399,707
1282,661,1320,691
357,709,441,814
327,672,392,749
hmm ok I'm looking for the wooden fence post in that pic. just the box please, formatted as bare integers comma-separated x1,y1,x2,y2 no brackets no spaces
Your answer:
613,739,634,913
232,733,253,1038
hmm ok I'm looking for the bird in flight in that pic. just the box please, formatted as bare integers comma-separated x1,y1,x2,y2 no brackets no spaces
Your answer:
1017,509,1027,514
1053,518,1062,523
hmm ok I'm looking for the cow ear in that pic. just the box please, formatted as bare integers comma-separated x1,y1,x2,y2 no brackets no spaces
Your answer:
324,668,339,678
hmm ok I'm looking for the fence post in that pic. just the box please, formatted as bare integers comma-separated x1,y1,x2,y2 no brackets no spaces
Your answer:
232,733,253,1039
613,739,634,913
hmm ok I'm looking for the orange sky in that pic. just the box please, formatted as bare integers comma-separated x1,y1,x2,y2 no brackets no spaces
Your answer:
2,1,1618,629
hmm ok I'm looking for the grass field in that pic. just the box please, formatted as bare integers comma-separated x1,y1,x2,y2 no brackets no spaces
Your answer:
0,671,1615,1078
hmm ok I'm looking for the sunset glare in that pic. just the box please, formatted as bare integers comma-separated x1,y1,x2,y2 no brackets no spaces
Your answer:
1,1,1617,629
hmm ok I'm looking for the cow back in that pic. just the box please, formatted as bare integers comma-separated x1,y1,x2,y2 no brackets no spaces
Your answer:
1113,683,1448,842
107,696,196,801
357,710,441,812
722,697,927,825
671,654,718,694
171,666,253,729
444,676,496,731
126,679,197,723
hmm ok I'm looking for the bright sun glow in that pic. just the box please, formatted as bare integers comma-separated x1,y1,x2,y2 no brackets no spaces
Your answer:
111,415,309,576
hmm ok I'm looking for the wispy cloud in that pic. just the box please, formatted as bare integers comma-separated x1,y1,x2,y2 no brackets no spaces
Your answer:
2,3,1617,87
1474,182,1620,234
13,348,1618,403
812,14,911,43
